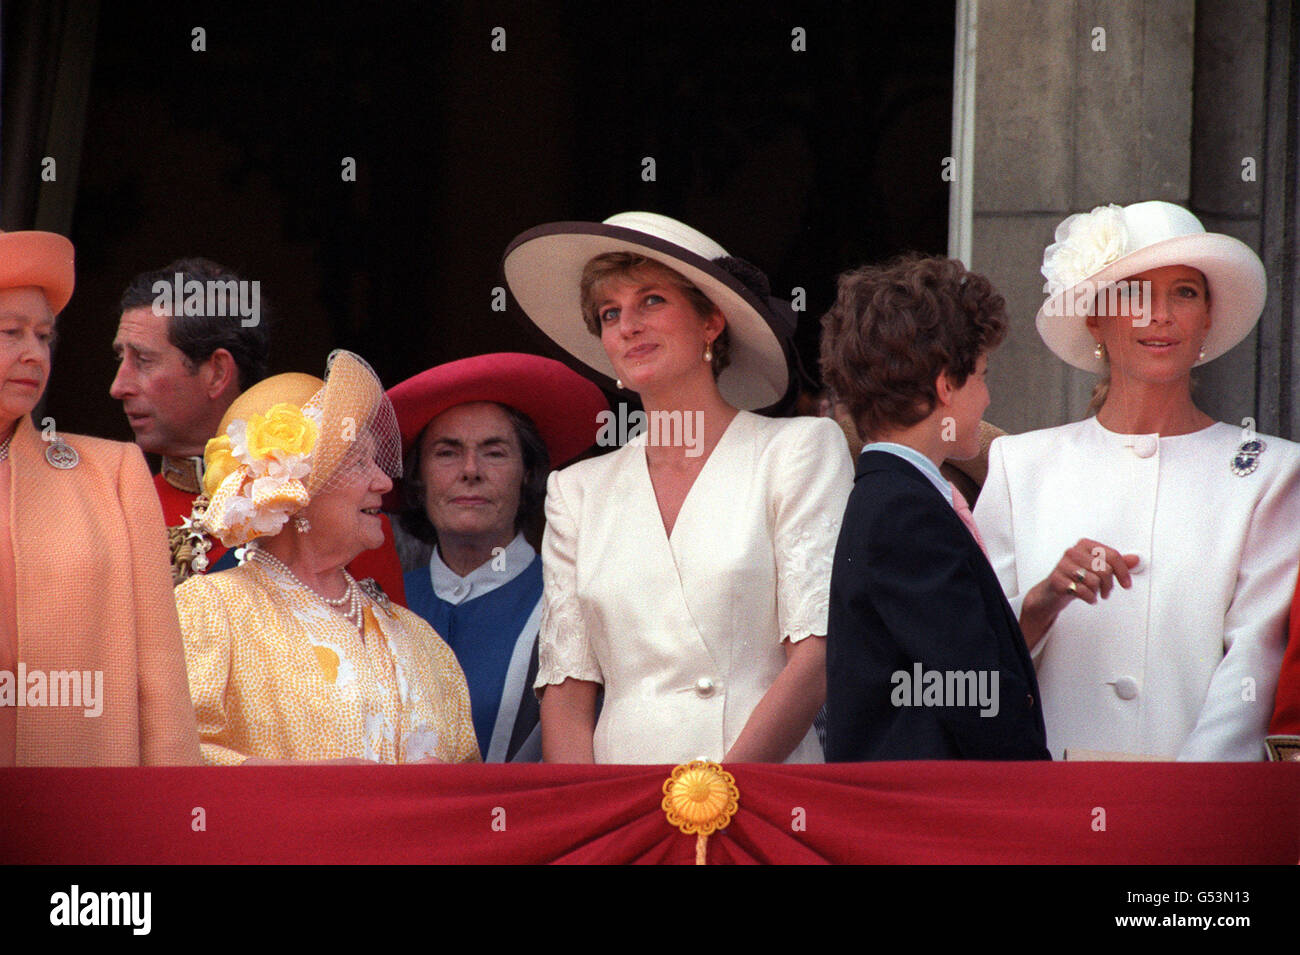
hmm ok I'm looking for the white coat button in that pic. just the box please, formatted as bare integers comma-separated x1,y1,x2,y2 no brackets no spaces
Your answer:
1113,676,1140,700
1130,435,1158,458
695,677,716,697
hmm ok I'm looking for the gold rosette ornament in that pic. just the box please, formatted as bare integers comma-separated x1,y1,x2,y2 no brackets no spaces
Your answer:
662,761,740,865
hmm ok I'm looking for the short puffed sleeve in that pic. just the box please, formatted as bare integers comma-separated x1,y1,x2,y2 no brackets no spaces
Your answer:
175,574,245,766
535,469,604,690
384,607,481,764
770,418,853,643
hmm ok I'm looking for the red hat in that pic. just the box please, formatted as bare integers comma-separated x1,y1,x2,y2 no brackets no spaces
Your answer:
0,230,75,313
387,352,608,467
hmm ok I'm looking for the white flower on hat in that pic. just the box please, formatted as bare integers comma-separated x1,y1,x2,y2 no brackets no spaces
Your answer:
226,417,251,462
1041,203,1128,296
250,456,310,498
249,502,296,538
219,492,256,529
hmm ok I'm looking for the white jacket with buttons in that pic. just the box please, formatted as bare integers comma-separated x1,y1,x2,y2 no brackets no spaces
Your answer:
974,417,1300,761
535,412,851,764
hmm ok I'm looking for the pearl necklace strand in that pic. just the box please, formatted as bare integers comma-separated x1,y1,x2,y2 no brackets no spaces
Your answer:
0,431,12,463
249,546,362,629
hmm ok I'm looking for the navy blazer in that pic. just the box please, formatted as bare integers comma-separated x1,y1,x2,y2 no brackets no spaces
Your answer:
825,450,1050,761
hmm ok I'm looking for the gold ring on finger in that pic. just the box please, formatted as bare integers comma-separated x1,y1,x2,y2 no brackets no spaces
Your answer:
1067,581,1078,595
1074,568,1087,583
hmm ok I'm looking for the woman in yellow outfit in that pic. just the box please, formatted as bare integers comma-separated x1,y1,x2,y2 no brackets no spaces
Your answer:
175,350,478,765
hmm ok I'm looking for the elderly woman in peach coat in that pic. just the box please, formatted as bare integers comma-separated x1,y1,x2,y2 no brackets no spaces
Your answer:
0,230,199,765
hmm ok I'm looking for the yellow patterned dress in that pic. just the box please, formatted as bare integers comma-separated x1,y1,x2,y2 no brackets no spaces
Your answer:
176,561,479,765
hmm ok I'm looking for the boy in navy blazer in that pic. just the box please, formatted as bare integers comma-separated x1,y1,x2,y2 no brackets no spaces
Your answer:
819,256,1050,761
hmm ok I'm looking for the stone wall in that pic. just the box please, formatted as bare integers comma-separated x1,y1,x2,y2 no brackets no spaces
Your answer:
964,0,1294,438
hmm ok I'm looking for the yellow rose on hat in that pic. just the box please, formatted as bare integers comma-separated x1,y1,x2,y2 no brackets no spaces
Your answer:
202,434,240,497
245,403,318,461
190,354,397,549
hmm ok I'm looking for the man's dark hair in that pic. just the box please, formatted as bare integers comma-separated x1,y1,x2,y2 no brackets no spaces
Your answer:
120,257,271,390
399,404,550,548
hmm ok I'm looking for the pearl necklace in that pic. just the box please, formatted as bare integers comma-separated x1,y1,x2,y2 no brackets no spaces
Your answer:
0,431,12,463
249,547,363,628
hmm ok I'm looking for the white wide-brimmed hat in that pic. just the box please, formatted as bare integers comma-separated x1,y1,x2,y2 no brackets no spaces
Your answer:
1035,200,1266,373
503,212,791,410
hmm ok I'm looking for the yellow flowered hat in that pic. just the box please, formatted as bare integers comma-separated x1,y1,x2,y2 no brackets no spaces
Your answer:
200,350,401,547
204,372,323,496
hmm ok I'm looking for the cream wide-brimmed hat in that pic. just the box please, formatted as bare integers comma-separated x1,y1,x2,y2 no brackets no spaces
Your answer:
502,212,792,410
1035,200,1266,374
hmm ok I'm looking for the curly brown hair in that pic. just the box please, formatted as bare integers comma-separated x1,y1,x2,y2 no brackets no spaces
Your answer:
579,252,731,378
819,255,1007,439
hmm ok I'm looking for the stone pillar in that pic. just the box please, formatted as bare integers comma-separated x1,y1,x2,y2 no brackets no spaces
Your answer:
963,0,1197,434
1190,0,1270,432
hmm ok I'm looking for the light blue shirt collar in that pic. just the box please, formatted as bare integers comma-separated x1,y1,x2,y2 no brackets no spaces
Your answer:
861,442,952,504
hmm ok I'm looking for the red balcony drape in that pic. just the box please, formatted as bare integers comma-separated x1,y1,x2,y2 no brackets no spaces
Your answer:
2,762,1295,865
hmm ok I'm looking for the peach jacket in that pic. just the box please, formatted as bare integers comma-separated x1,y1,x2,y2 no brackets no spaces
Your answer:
6,415,199,764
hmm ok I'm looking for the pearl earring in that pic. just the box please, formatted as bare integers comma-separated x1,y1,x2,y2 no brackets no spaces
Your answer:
703,342,713,363
1197,345,1207,361
616,378,623,390
1093,342,1105,360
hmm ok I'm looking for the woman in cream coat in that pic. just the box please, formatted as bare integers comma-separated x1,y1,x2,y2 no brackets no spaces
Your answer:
975,201,1300,761
505,213,850,764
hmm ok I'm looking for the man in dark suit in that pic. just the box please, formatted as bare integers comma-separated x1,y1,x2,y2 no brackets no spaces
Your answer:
819,255,1049,761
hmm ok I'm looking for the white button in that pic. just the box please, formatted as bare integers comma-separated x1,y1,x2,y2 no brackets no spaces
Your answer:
1130,435,1158,458
694,677,716,697
1113,676,1140,700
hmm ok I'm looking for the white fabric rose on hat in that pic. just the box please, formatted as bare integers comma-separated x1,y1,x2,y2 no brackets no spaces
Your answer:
1041,203,1129,296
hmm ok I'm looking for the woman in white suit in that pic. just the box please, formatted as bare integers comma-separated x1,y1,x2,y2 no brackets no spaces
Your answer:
504,213,851,764
975,201,1300,761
